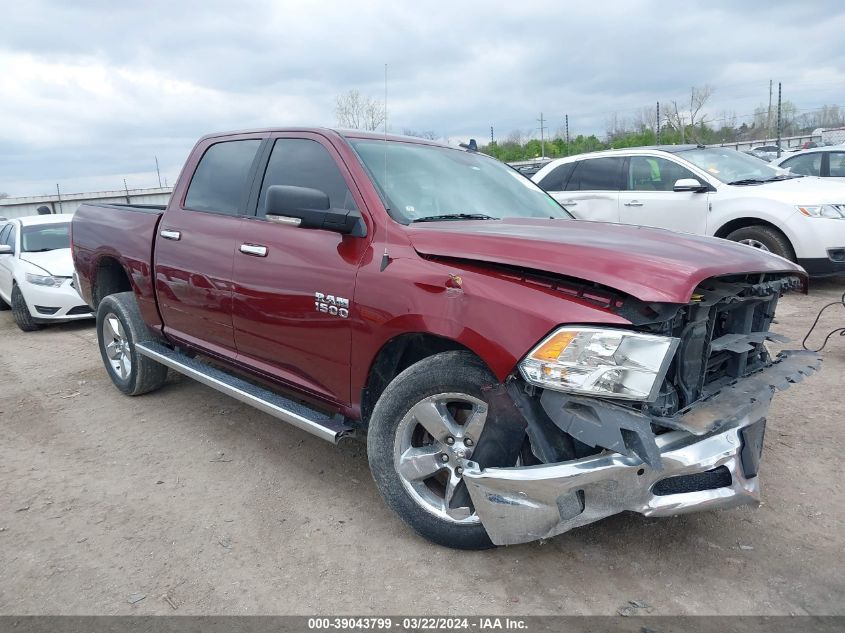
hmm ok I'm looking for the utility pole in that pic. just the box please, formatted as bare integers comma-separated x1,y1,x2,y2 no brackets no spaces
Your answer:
776,82,782,158
55,183,63,214
656,101,661,145
537,112,546,158
767,79,773,139
490,126,494,144
565,114,570,144
155,156,162,188
123,178,131,204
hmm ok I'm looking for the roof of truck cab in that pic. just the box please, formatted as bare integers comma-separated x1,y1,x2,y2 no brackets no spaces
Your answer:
197,127,454,149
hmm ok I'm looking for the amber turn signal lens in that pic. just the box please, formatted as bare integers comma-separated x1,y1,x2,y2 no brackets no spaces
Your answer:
531,331,577,361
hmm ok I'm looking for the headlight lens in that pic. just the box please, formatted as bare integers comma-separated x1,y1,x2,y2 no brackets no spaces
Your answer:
519,327,679,401
25,273,68,288
797,204,845,219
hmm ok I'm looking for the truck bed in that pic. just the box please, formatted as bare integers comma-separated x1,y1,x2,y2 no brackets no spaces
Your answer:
71,202,164,328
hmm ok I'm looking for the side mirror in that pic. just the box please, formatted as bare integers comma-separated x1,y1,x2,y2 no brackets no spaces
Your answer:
0,244,11,255
265,185,366,237
673,178,708,193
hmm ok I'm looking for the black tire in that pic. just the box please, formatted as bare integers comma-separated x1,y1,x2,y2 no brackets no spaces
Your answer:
726,225,795,261
11,284,42,331
96,291,168,396
367,351,496,550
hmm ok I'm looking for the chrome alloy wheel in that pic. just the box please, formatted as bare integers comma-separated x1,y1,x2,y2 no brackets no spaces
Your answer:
394,393,488,524
102,312,132,380
738,238,771,252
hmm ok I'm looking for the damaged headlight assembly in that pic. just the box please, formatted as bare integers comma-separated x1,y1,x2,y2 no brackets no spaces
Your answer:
519,327,679,401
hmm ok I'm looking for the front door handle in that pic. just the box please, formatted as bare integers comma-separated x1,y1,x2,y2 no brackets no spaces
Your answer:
160,229,181,240
623,201,644,207
239,244,268,257
560,200,579,206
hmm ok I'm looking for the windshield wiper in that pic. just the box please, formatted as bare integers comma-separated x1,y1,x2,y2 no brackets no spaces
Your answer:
727,178,766,186
764,174,804,181
412,213,498,223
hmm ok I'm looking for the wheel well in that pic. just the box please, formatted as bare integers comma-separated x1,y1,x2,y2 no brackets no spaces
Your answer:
92,257,132,308
360,333,479,425
714,217,789,241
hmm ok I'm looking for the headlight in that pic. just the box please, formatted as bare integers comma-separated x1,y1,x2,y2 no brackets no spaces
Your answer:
797,204,845,219
25,273,68,288
518,327,679,401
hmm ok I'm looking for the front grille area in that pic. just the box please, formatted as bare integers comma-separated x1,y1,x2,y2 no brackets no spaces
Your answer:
67,305,93,316
644,273,802,416
652,465,732,496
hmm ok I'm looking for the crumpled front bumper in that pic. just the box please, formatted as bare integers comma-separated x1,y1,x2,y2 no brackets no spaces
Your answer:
462,351,820,546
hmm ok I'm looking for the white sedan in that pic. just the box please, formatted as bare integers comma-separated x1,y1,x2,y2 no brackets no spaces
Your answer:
770,146,845,181
0,214,93,331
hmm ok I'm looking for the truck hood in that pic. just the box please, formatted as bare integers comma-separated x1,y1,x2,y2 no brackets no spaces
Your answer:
729,176,845,204
408,219,805,304
19,248,75,277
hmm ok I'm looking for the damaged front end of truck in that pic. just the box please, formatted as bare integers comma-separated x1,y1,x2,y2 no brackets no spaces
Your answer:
461,272,820,546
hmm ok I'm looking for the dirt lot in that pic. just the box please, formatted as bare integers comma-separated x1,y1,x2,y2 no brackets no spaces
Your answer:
1,278,843,616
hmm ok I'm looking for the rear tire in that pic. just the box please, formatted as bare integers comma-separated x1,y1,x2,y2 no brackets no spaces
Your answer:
97,291,168,396
726,225,795,261
367,351,497,550
11,285,42,331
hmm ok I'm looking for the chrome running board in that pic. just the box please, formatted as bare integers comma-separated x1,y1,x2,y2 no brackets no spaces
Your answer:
135,341,353,444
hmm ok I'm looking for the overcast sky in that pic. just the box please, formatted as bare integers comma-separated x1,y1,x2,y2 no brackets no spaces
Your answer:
1,0,843,196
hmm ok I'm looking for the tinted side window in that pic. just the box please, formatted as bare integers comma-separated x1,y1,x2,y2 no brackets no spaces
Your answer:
627,156,698,191
258,139,357,214
537,162,574,191
782,153,822,176
828,152,845,177
2,224,16,249
566,157,623,191
185,140,262,215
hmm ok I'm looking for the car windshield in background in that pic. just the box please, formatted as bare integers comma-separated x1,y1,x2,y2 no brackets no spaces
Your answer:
350,140,572,224
678,148,791,185
21,223,70,252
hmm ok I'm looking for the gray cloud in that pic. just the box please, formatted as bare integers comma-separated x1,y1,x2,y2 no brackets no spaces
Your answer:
1,0,843,195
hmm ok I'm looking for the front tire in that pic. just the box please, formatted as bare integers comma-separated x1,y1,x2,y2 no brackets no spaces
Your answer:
367,351,497,550
11,285,42,331
97,292,168,396
726,225,795,261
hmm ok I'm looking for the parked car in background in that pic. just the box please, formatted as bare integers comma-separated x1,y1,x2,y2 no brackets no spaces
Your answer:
70,128,819,549
532,145,845,276
747,145,788,162
770,147,845,181
0,214,94,331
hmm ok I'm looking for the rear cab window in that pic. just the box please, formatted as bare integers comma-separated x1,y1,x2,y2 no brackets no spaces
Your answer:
184,140,262,215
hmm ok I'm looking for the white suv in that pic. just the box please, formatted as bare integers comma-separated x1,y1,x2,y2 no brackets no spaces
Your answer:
532,145,845,276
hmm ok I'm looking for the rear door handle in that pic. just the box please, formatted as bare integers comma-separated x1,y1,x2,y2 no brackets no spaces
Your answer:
239,244,268,257
623,201,644,207
560,200,579,206
160,229,181,240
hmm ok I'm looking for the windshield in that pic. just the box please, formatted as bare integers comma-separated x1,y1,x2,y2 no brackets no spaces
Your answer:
350,140,572,223
21,223,70,252
678,148,788,184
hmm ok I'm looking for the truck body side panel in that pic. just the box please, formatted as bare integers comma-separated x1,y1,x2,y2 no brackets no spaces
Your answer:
71,203,164,329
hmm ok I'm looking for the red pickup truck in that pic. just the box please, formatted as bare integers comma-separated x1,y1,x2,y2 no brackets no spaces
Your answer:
72,128,820,549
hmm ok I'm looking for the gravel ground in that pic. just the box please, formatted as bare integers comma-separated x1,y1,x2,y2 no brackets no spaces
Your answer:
1,277,843,616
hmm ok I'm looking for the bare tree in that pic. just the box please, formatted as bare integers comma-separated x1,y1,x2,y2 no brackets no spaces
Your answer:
605,112,629,141
664,85,715,143
0,192,9,199
402,129,438,140
633,105,658,133
335,89,387,131
506,129,525,146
